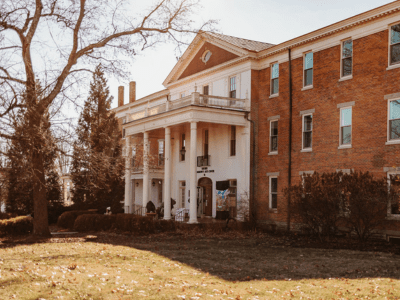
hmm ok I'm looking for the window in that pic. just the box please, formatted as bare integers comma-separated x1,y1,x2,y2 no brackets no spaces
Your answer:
340,107,352,145
122,128,126,138
228,179,237,217
390,24,400,65
304,52,313,87
341,39,353,77
122,117,126,124
269,177,278,209
203,85,209,95
180,92,185,98
179,181,186,208
203,130,209,156
389,99,400,141
229,77,236,98
271,63,279,95
270,120,278,152
158,140,164,166
230,126,236,156
180,133,186,161
388,172,400,216
302,114,313,149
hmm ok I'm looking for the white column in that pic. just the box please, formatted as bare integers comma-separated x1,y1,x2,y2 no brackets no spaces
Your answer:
189,122,198,224
143,132,149,209
164,127,172,220
63,179,68,204
124,137,132,213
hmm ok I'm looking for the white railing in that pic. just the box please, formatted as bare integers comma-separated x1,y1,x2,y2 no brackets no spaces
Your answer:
126,92,248,122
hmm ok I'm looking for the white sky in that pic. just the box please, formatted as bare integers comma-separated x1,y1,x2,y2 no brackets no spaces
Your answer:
108,0,395,108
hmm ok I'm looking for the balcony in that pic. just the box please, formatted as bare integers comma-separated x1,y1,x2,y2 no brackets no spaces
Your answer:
197,155,211,167
127,92,249,123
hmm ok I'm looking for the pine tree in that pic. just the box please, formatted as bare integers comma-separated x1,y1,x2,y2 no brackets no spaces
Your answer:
6,109,61,216
71,65,124,213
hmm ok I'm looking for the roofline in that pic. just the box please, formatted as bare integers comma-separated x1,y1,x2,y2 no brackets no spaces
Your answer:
113,89,169,113
257,1,400,59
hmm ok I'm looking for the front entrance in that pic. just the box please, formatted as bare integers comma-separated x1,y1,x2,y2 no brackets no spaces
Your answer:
198,177,212,217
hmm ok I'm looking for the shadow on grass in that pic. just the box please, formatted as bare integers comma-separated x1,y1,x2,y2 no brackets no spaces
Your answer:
2,231,400,282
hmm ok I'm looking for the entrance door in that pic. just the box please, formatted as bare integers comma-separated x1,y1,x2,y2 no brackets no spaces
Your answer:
198,177,212,216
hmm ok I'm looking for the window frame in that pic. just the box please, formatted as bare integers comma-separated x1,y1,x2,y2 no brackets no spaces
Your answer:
302,113,313,151
158,139,165,166
339,106,352,147
229,76,236,98
269,176,278,210
179,181,186,208
388,98,400,142
303,52,314,88
389,23,400,66
340,39,353,78
203,85,209,95
230,125,236,157
269,120,278,154
270,62,279,96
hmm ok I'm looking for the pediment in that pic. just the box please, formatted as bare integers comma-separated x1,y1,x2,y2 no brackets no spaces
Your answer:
178,42,240,80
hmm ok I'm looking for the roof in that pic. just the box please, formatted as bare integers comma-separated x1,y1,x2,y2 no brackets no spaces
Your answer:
207,32,275,52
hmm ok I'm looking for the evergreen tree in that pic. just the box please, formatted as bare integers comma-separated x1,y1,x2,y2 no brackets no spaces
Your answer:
6,109,61,216
71,65,124,213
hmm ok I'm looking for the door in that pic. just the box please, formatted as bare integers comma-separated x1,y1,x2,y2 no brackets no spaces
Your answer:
198,177,212,216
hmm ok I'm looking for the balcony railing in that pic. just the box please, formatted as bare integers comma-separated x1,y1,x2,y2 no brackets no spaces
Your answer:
126,92,248,123
197,155,211,167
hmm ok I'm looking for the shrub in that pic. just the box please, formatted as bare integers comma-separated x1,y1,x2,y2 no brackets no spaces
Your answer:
57,210,97,229
0,216,33,236
74,214,117,232
155,220,176,232
342,171,392,242
0,212,17,220
286,172,343,241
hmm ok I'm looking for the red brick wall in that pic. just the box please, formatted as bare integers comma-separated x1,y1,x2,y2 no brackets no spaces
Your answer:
179,42,239,80
255,29,400,229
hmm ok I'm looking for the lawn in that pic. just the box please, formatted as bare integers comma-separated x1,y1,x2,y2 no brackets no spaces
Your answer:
0,231,399,299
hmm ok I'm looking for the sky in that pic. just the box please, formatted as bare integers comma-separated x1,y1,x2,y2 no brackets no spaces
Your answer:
108,0,395,108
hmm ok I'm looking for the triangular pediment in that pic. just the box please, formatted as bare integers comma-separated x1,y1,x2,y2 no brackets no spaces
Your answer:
178,42,240,80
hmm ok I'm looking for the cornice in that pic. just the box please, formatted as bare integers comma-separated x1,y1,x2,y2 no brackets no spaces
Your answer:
113,89,169,114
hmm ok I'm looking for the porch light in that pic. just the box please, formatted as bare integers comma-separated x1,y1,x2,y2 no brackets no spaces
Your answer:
136,182,139,187
180,149,186,156
152,181,155,187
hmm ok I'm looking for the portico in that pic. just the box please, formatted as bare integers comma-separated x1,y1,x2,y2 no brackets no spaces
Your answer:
122,92,249,221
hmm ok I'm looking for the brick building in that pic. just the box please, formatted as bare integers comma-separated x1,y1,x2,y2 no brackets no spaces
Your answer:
114,1,400,233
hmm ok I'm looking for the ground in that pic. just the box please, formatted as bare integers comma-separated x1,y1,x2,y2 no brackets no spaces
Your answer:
0,230,400,299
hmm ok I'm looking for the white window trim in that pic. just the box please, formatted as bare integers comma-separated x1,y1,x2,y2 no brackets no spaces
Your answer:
269,176,278,210
387,98,400,143
387,172,400,220
302,113,313,151
388,22,400,68
270,62,279,96
269,119,278,154
303,51,313,88
340,38,353,80
339,106,352,148
229,75,237,98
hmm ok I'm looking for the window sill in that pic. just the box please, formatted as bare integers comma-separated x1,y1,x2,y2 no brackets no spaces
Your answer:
301,85,313,91
386,140,400,145
269,209,278,213
339,75,353,82
301,148,312,152
386,64,400,71
338,144,352,149
386,215,400,221
228,155,236,159
268,152,278,156
269,93,279,99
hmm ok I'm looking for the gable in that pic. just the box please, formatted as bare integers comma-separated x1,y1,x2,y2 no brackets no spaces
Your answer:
178,42,240,80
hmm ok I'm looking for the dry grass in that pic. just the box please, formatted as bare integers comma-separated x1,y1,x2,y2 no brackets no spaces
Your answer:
0,232,399,299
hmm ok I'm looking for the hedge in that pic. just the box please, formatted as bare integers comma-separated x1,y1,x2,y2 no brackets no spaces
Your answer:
0,216,33,236
74,214,117,232
57,210,97,229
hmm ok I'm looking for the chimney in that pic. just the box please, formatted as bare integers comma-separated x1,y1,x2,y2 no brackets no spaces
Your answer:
118,86,124,107
129,81,136,103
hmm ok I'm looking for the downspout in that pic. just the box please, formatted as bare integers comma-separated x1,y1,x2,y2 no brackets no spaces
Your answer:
245,111,256,225
287,48,293,231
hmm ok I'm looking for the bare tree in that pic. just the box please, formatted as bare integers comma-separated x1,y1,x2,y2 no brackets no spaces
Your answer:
0,0,215,236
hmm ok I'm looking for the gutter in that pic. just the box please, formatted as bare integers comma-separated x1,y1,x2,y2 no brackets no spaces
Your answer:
245,111,256,224
287,48,293,232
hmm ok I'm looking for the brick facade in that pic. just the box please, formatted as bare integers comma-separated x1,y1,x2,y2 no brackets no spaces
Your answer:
253,28,400,231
